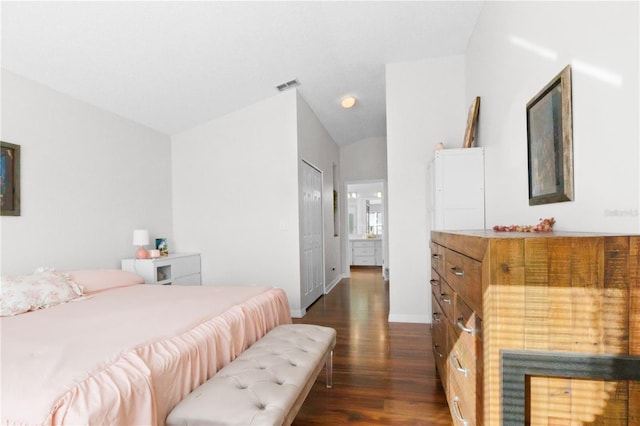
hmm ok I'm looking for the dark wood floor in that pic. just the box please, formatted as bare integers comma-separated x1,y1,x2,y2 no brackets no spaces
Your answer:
292,266,452,425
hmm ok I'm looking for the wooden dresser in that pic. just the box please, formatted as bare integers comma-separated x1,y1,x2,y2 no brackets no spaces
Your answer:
430,230,639,425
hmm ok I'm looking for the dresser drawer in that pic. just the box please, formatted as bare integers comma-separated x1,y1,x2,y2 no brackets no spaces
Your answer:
352,256,375,265
352,241,374,248
431,297,448,388
445,249,482,316
454,294,482,345
448,325,477,426
430,242,446,277
448,368,476,426
436,280,455,323
353,247,375,256
430,270,443,300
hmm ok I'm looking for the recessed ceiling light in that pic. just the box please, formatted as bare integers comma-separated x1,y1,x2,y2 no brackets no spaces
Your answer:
341,96,357,108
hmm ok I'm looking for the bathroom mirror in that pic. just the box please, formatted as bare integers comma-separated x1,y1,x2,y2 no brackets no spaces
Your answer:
347,182,384,238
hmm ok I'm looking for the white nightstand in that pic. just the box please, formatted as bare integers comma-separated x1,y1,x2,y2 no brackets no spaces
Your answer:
121,253,201,285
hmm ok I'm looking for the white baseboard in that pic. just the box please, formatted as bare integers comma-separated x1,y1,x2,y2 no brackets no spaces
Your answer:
387,313,429,324
324,274,343,294
290,308,306,318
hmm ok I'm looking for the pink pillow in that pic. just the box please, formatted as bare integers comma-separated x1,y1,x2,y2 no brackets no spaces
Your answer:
1,270,84,316
68,269,144,294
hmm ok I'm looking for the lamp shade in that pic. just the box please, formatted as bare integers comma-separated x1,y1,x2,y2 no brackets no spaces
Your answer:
132,229,150,246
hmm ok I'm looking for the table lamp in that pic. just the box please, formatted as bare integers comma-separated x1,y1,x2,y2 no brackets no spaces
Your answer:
133,229,150,259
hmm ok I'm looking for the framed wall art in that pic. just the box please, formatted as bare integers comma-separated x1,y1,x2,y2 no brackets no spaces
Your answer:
526,65,573,205
462,96,480,148
1,141,21,216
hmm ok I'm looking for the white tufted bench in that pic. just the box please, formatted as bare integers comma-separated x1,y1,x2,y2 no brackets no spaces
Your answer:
166,324,336,426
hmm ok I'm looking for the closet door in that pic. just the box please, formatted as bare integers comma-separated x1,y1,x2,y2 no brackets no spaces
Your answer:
301,160,324,310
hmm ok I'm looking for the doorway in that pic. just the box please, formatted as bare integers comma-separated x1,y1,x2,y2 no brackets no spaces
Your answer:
345,180,386,278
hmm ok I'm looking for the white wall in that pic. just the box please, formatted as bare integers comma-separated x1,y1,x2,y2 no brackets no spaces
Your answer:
171,91,303,312
340,136,388,182
296,92,342,294
384,2,639,324
0,70,173,275
339,136,388,277
386,56,466,323
467,1,639,233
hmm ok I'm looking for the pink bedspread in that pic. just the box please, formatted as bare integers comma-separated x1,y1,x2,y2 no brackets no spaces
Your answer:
0,285,291,425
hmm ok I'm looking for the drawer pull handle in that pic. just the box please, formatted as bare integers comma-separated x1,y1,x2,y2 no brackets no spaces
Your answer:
432,254,440,259
432,312,441,323
440,293,451,304
430,279,439,287
450,267,465,277
452,397,468,426
450,354,467,377
433,344,444,358
457,317,474,335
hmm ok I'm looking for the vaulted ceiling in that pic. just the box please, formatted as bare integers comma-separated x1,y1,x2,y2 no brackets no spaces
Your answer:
1,1,483,146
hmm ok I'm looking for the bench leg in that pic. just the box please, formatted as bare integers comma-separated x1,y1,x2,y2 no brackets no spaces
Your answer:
326,349,333,388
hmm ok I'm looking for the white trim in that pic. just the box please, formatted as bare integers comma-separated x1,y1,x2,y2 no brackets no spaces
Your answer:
387,313,429,324
290,308,307,319
324,274,343,294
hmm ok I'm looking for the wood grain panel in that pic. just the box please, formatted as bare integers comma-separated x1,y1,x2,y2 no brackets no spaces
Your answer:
629,236,640,425
436,231,636,426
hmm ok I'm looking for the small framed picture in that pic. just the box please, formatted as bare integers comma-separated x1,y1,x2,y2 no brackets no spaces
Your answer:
462,97,481,148
155,238,168,256
1,141,21,216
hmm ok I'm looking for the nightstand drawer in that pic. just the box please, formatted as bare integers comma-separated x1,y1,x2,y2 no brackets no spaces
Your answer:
172,255,201,279
121,253,201,285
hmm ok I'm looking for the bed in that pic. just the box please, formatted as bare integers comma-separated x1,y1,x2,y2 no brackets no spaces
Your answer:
0,269,292,425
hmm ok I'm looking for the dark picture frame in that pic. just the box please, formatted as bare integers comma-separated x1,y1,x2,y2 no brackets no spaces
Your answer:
463,96,481,148
156,238,169,256
1,141,21,216
526,65,573,205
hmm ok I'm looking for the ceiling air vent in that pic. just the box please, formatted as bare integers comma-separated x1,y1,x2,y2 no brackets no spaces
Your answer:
276,79,300,91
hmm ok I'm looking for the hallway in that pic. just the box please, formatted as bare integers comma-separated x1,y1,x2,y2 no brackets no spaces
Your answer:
292,266,452,425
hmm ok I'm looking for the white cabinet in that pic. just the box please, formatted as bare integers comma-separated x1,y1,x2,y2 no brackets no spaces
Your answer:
428,147,485,230
121,253,201,285
350,240,383,266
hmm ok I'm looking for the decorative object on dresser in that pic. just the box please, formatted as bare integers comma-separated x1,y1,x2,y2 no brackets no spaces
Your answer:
155,237,169,256
0,141,21,216
526,65,573,206
430,230,639,425
122,252,201,285
492,216,555,232
427,147,485,231
462,96,480,148
132,229,150,259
